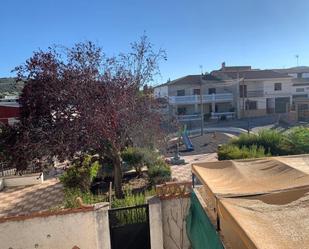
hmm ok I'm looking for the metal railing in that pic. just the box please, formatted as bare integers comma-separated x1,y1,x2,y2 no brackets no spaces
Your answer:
246,90,264,97
177,114,202,121
169,93,233,104
0,163,41,177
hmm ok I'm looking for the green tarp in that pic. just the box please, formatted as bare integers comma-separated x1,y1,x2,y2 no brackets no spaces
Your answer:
186,192,224,249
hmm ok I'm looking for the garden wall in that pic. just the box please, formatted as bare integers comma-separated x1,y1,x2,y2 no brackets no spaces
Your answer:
2,172,43,188
0,204,110,249
149,182,192,249
161,197,191,249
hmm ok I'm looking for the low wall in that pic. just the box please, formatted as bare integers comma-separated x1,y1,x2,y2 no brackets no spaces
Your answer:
161,197,191,249
3,173,43,187
0,178,4,191
0,204,110,249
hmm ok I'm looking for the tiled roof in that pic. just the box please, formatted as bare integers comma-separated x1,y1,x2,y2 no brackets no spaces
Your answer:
0,179,64,218
155,75,202,88
211,70,291,80
273,66,309,74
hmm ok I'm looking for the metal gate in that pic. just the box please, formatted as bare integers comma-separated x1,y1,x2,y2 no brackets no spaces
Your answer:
108,204,151,249
298,104,309,121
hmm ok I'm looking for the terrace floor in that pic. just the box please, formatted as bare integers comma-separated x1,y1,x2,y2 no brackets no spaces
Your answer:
0,178,63,218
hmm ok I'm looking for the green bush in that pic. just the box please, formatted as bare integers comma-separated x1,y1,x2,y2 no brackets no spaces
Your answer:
121,147,161,174
284,127,309,154
148,159,171,185
138,147,160,167
121,147,144,174
230,129,286,155
60,155,100,192
218,144,269,160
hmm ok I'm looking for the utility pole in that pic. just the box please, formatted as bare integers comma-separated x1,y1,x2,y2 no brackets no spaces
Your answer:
236,72,240,119
242,77,250,134
200,75,204,136
242,78,245,118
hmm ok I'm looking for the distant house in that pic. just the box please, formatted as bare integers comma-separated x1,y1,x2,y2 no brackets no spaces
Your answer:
0,96,20,125
0,78,23,125
154,63,309,126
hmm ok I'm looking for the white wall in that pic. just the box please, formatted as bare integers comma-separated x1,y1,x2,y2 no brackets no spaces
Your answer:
263,79,293,97
0,178,4,191
161,197,191,249
148,197,164,249
154,86,168,98
3,173,43,187
0,205,110,249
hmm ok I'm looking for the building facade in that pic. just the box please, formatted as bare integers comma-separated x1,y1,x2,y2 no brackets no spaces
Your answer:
154,64,309,125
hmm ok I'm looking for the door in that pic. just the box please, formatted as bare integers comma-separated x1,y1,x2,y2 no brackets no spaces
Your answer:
108,204,151,249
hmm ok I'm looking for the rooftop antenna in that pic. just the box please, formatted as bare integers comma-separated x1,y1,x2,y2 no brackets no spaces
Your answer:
295,54,299,66
199,65,203,75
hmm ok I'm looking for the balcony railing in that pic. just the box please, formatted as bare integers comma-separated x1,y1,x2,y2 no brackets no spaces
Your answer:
169,93,233,105
246,90,264,98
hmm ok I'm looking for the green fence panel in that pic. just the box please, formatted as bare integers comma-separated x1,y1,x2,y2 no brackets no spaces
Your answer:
186,192,224,249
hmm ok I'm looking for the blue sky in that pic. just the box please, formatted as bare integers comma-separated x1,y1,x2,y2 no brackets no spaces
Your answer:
1,0,309,85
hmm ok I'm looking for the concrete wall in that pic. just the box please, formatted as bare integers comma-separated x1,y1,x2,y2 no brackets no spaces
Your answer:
3,173,43,187
161,197,191,249
168,83,198,97
148,197,164,249
154,85,168,98
0,178,4,191
0,205,110,249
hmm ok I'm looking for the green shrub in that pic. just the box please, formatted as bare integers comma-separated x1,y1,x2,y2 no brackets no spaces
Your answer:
60,155,100,192
284,127,309,154
138,147,160,167
121,147,144,174
231,129,285,155
218,144,269,160
148,159,171,185
63,188,108,208
121,147,161,174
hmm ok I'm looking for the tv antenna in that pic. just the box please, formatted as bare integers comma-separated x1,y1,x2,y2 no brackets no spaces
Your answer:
199,65,203,75
295,54,299,66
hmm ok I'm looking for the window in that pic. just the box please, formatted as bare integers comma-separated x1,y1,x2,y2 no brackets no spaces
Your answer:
239,85,247,97
246,100,257,110
177,107,186,115
193,89,200,95
296,88,305,92
297,73,303,79
177,89,185,96
208,88,216,94
274,83,282,91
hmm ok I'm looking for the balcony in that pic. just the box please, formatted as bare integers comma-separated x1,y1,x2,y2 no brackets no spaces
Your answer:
169,93,233,105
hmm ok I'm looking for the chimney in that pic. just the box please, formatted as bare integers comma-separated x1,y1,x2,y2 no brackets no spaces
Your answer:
221,62,226,70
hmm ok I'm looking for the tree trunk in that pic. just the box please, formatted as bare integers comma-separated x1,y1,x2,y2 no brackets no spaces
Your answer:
111,148,123,198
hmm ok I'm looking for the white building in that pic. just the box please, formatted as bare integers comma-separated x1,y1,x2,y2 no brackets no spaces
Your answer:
154,63,309,124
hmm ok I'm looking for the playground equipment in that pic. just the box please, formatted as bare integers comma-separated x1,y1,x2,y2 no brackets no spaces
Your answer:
181,126,194,151
169,142,185,165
